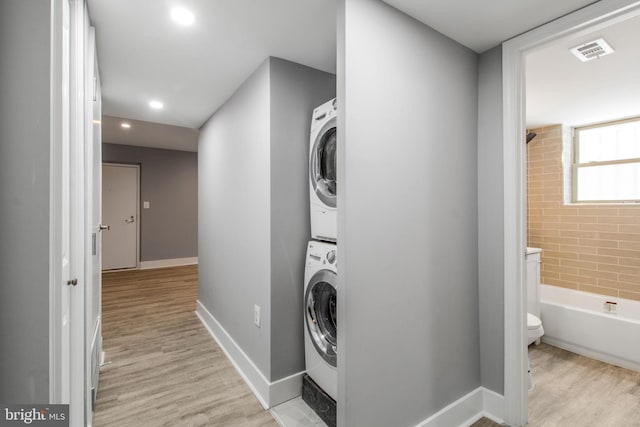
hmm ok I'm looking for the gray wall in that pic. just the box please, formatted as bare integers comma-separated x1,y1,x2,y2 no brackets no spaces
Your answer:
199,60,273,377
477,46,505,395
269,58,336,379
337,0,480,425
102,144,198,262
0,0,51,403
198,57,335,381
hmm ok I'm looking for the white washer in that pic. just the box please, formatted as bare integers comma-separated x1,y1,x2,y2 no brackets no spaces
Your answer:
304,240,337,401
309,98,337,242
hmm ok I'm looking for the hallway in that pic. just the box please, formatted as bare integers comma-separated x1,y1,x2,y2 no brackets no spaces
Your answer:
93,265,278,427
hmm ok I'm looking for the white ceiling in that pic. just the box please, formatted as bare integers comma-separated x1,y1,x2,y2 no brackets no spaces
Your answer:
88,0,625,147
87,0,337,129
526,13,640,129
102,116,198,152
381,0,597,53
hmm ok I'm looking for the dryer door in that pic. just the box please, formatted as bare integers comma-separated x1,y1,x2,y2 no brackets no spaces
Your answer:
310,116,337,208
305,269,337,367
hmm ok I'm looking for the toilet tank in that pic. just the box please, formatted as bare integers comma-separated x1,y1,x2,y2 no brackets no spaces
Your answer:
526,247,542,317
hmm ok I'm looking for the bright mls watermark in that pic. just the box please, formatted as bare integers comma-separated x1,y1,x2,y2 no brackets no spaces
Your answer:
1,405,69,426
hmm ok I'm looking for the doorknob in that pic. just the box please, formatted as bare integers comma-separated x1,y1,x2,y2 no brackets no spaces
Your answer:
125,216,135,224
99,224,110,231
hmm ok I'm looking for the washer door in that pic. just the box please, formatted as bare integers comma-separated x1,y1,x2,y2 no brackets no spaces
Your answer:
305,269,337,367
310,116,337,208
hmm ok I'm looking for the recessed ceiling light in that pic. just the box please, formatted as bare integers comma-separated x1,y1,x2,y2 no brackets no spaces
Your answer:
171,7,195,26
121,122,131,129
149,100,164,110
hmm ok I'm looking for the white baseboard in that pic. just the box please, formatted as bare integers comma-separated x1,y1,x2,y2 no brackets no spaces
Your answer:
416,388,482,427
195,300,304,409
414,387,504,427
480,388,505,425
197,297,506,422
542,336,640,373
139,257,198,270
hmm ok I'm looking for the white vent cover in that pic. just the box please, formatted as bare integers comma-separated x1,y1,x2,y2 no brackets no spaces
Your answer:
570,38,615,62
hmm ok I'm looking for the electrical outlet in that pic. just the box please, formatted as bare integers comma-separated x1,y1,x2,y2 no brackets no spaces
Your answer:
254,304,261,328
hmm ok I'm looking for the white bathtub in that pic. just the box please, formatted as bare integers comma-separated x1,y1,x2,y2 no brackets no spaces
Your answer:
539,284,640,372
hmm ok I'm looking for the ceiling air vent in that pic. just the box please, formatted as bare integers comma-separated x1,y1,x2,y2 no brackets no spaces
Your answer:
570,38,615,62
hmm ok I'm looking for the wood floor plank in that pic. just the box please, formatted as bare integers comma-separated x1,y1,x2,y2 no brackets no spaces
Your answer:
93,266,278,427
96,266,640,426
470,418,502,427
473,343,640,427
528,343,640,427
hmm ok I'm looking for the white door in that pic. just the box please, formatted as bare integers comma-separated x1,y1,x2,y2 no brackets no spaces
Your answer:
102,164,139,270
69,0,89,425
52,2,92,425
50,0,73,404
85,24,102,423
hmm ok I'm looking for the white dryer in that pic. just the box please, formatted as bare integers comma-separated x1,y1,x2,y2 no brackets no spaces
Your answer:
309,98,337,242
304,240,337,401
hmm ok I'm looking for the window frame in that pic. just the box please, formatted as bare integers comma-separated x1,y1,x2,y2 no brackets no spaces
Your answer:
572,116,640,204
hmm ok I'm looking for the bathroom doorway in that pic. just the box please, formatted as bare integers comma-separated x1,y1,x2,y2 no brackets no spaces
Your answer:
523,13,640,424
503,1,640,425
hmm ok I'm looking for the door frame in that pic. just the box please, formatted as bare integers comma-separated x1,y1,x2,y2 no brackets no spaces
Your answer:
502,1,640,425
49,0,72,404
69,0,88,424
50,2,92,425
85,23,102,424
102,162,141,270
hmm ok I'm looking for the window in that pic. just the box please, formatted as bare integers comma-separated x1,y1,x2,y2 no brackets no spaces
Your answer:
573,117,640,202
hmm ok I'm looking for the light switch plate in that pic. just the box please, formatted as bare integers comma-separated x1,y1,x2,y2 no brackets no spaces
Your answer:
254,304,261,328
143,201,150,209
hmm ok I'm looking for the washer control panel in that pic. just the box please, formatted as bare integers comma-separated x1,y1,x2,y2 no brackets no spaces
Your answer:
307,242,337,268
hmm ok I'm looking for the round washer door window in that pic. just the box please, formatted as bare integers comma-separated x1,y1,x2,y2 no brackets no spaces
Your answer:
305,269,337,367
310,117,337,208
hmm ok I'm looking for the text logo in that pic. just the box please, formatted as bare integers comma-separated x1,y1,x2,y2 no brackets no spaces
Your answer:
1,405,69,426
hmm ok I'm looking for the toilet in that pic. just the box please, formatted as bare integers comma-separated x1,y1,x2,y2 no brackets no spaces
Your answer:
527,312,544,391
526,247,544,346
527,312,544,345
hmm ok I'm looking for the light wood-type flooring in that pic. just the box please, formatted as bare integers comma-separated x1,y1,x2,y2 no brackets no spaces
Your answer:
94,266,640,427
527,342,640,426
472,343,640,427
93,265,278,427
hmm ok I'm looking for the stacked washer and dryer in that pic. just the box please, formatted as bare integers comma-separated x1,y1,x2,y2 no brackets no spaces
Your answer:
304,98,338,404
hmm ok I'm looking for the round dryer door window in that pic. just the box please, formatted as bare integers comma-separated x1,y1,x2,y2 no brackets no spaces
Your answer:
310,117,337,208
305,269,337,367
